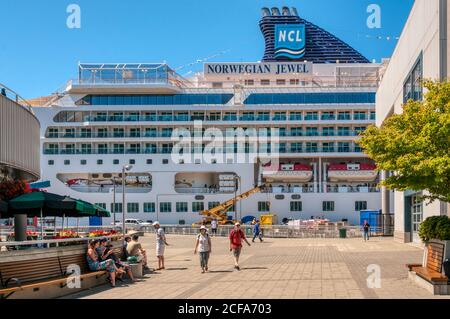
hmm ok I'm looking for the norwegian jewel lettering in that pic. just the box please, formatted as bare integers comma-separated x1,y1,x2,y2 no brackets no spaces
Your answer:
204,62,311,75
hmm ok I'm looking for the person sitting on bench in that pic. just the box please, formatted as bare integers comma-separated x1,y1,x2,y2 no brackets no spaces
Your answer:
97,239,136,282
87,239,124,287
126,234,149,270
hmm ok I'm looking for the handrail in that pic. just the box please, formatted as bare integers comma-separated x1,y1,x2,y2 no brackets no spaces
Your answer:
0,83,33,112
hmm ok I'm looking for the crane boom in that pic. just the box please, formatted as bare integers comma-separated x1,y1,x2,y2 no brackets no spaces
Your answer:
194,185,264,225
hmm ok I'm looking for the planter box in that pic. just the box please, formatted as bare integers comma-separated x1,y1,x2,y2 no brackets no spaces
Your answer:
423,239,450,274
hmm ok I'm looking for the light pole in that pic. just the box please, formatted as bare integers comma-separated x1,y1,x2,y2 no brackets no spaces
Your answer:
122,164,133,236
233,175,242,222
112,176,117,226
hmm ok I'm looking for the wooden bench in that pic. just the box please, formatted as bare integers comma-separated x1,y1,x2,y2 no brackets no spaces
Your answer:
0,252,112,299
407,241,449,284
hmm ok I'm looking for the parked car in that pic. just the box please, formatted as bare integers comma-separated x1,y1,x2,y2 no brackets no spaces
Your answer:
113,219,152,231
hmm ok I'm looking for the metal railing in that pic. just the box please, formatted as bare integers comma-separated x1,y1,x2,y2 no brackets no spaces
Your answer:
0,83,33,112
142,224,368,239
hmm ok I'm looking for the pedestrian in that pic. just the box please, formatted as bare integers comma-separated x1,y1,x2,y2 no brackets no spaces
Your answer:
211,218,218,236
363,220,370,241
194,225,212,273
229,222,251,271
252,220,263,243
153,221,169,270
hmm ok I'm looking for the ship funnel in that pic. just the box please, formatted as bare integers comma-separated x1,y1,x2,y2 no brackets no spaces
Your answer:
261,7,270,17
271,7,280,16
282,7,290,16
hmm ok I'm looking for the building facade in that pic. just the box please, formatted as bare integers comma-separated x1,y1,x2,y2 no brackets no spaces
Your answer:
0,84,40,182
377,0,450,243
33,7,382,225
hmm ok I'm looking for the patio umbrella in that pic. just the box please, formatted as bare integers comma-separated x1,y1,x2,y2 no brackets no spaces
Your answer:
8,191,101,238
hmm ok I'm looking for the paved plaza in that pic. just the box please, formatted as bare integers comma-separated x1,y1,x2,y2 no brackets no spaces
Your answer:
65,234,449,299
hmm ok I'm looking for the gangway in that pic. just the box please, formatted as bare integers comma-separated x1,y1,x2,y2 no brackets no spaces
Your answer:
193,185,264,226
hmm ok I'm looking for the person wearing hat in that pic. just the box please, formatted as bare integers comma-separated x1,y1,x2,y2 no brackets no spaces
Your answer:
229,222,251,271
153,221,169,270
194,225,212,273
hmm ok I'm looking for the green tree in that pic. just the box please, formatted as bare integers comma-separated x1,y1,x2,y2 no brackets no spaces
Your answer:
360,80,450,202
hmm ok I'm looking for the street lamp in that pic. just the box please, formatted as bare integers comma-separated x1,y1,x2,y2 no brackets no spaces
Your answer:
112,176,117,226
122,164,133,236
233,175,242,222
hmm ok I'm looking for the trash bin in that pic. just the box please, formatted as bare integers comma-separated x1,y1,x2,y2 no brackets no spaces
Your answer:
339,228,347,238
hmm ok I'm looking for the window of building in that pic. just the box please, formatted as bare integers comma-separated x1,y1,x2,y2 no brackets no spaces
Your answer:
403,54,423,103
355,201,367,211
176,202,188,213
338,112,351,120
258,201,270,212
97,159,103,165
160,202,172,213
353,112,367,120
290,79,299,85
322,201,335,212
290,201,302,212
64,160,70,165
143,202,155,213
212,82,223,88
48,160,54,165
147,159,152,164
192,202,204,212
113,159,120,165
305,112,318,121
127,202,139,213
110,203,123,213
80,159,87,165
260,79,270,86
244,79,254,86
276,79,286,86
162,159,169,164
129,159,135,165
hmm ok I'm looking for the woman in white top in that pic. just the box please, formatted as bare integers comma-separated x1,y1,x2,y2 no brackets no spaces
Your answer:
194,225,212,273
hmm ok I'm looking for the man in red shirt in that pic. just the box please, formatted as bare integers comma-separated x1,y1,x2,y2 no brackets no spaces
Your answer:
229,222,251,270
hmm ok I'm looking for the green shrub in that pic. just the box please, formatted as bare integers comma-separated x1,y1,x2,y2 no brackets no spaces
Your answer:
418,216,450,242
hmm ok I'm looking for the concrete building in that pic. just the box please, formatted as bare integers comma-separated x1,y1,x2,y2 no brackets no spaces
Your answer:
0,84,40,182
376,0,450,243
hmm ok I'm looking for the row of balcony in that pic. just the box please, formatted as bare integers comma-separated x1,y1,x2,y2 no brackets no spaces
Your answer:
44,146,363,155
63,114,374,122
46,130,366,139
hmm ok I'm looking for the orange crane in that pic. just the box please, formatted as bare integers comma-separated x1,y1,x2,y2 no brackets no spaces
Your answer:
193,185,264,226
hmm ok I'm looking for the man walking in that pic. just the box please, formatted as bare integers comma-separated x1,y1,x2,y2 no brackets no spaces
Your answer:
363,220,370,241
229,222,251,271
211,218,218,236
252,219,263,242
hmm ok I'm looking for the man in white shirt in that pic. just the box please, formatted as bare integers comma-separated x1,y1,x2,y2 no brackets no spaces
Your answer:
210,219,218,236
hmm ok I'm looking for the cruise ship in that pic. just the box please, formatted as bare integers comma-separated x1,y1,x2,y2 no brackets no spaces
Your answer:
33,7,382,226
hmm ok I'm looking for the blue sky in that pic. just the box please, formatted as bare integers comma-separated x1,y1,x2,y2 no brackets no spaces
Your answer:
1,0,413,98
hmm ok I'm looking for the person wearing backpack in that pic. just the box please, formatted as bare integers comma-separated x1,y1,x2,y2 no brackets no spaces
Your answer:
194,225,212,273
229,222,251,271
